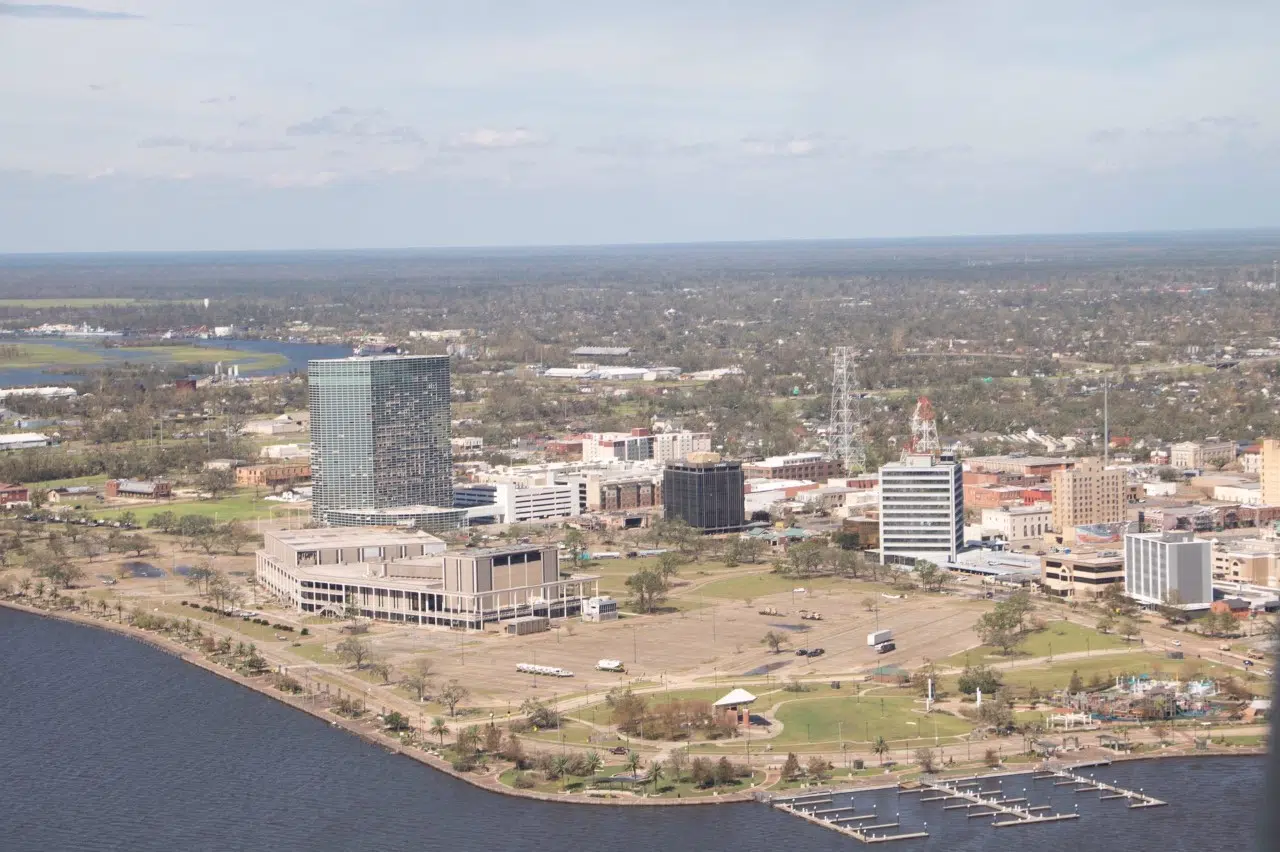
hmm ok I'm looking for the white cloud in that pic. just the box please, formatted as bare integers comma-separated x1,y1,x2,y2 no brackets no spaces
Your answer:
446,127,545,151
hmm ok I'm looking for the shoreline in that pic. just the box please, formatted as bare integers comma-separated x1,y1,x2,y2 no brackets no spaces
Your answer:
3,599,1266,808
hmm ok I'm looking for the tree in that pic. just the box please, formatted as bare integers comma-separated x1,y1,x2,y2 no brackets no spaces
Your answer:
872,737,890,764
624,750,642,778
914,748,937,773
806,756,830,781
984,747,1001,768
861,597,877,612
761,630,789,654
1096,613,1117,635
384,711,410,731
482,723,503,754
439,679,470,717
369,661,394,684
222,521,257,556
648,760,665,793
125,534,151,557
976,608,1020,655
1068,669,1085,693
1117,617,1141,644
429,716,450,747
563,528,588,569
199,469,236,499
403,659,435,702
583,750,604,778
781,751,803,779
335,636,372,669
657,551,683,579
914,559,952,593
455,725,481,755
520,697,562,729
714,756,735,787
977,689,1014,729
957,664,1002,696
625,568,669,613
667,746,689,781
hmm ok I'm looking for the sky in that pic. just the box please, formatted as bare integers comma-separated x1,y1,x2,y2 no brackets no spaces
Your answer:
2,0,1279,253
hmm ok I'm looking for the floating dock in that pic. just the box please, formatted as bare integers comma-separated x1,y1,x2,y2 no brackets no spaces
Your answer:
770,792,929,844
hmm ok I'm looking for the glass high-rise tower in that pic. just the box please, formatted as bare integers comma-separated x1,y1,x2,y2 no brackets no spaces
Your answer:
309,355,456,528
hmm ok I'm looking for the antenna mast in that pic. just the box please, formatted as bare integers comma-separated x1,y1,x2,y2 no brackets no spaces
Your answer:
828,347,866,472
907,396,940,458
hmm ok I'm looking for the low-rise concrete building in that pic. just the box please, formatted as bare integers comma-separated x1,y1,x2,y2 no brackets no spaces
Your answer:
1171,440,1236,470
235,462,311,488
981,503,1052,541
1040,549,1125,600
742,452,844,481
255,528,599,629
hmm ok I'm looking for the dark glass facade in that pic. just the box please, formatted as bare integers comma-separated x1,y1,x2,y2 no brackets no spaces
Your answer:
309,356,452,523
662,460,745,533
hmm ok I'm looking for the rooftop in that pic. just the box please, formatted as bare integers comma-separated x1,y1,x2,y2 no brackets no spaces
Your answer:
267,527,445,550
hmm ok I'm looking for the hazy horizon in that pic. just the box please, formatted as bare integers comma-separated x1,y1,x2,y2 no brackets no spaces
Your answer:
4,2,1280,253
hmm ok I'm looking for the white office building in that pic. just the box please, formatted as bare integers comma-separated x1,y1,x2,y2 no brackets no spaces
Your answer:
878,453,965,564
1124,531,1212,605
454,482,581,523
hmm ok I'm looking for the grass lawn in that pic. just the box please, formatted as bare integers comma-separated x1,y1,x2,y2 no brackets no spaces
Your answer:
159,603,289,643
0,342,105,368
124,344,288,372
29,474,110,491
770,695,973,746
940,621,1129,667
977,652,1240,694
519,720,619,747
93,489,287,524
291,642,341,664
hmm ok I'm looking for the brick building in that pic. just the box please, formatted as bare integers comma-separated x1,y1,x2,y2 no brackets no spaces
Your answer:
236,462,312,488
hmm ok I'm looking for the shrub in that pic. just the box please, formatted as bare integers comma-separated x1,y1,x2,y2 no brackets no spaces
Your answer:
300,628,310,636
512,772,536,789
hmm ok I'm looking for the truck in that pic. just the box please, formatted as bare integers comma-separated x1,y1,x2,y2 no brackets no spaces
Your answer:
595,659,625,673
867,629,893,647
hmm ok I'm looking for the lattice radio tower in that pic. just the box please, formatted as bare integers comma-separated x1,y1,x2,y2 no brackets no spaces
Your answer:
907,395,940,457
828,347,866,471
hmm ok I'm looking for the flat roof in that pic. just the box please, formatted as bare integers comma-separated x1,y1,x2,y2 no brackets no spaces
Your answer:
267,527,445,549
966,454,1074,466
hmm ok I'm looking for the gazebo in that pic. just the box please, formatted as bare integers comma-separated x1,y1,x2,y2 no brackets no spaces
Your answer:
713,688,758,726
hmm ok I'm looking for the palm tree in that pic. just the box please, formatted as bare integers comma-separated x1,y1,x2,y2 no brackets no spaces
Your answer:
873,736,890,765
17,577,30,597
550,754,571,786
33,580,46,599
624,749,642,780
114,600,124,623
583,750,603,779
429,716,450,747
647,761,664,793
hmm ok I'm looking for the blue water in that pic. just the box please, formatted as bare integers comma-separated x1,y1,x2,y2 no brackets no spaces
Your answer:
0,336,348,386
0,608,1265,852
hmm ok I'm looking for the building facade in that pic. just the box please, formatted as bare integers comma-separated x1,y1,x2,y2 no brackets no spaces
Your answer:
982,504,1052,541
454,482,581,523
308,355,454,526
1050,458,1126,537
1262,438,1280,505
235,462,311,488
878,453,964,564
255,529,598,629
662,456,745,533
1124,530,1212,605
1171,440,1236,470
742,452,845,481
582,429,711,464
1040,549,1125,599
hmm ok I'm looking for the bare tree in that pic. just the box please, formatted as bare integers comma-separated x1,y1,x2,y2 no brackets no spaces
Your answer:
336,636,372,670
439,679,470,717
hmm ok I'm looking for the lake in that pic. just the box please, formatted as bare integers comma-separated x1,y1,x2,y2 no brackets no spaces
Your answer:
0,607,1265,852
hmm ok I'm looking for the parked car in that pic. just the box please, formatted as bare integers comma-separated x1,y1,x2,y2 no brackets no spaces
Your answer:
1171,640,1182,647
807,648,825,658
608,746,628,755
795,648,809,656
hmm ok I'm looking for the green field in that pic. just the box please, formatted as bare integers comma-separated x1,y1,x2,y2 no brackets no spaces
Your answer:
93,489,299,524
980,652,1240,693
123,344,287,371
941,621,1129,667
29,474,109,491
771,695,974,746
0,343,103,368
